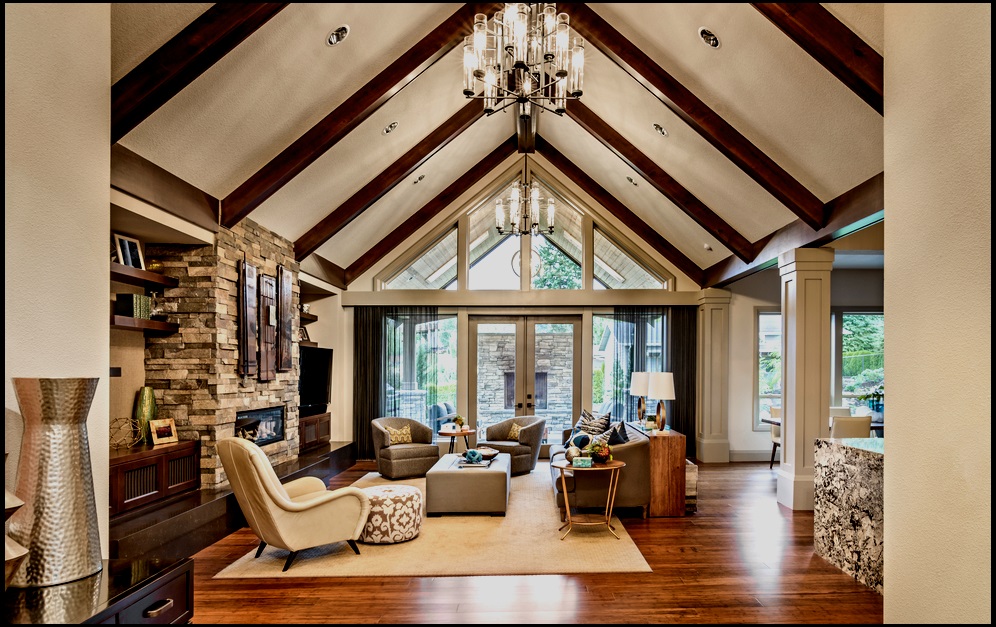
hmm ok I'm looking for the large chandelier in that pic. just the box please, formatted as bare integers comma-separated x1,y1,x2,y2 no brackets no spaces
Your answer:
495,157,555,236
463,4,585,117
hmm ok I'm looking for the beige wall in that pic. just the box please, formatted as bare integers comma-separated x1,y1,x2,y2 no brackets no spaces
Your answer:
4,4,112,555
884,4,991,623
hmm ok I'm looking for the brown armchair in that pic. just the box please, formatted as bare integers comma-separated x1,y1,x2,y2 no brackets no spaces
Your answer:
371,417,440,479
479,415,546,475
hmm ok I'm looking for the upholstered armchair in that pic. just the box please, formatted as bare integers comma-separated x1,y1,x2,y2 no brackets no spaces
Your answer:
217,437,371,572
371,417,440,479
480,415,546,475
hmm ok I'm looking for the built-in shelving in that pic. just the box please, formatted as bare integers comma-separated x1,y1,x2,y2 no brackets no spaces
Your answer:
300,311,319,325
110,261,180,289
299,340,319,348
110,315,179,335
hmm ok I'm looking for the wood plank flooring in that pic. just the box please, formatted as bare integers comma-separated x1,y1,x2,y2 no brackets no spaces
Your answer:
190,461,883,624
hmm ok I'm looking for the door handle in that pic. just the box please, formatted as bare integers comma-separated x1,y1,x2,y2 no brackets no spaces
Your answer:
526,402,534,409
516,402,523,409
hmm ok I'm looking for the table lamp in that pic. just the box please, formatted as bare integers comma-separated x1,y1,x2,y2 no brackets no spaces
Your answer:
629,371,649,423
648,372,676,430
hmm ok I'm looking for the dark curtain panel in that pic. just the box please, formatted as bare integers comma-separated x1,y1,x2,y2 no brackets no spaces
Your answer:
668,305,698,460
611,306,667,423
353,306,439,460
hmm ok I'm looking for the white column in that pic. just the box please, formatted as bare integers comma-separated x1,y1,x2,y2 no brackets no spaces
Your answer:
776,248,834,510
696,288,731,462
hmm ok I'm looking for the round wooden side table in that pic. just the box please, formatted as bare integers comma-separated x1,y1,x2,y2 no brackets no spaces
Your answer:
550,459,626,540
437,427,474,454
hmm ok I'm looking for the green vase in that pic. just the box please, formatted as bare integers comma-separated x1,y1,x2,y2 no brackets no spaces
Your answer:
133,386,157,445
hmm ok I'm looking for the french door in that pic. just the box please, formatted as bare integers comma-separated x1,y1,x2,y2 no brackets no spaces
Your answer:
469,315,581,449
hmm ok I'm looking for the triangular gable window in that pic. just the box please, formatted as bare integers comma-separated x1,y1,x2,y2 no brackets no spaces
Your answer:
385,228,458,290
593,227,665,290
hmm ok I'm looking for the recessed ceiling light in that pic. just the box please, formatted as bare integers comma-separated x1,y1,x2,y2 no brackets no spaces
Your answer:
653,123,669,137
382,121,399,135
703,243,713,252
413,174,425,185
626,176,639,187
326,25,349,46
698,27,720,49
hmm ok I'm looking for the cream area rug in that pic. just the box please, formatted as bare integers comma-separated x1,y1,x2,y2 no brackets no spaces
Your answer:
214,462,651,578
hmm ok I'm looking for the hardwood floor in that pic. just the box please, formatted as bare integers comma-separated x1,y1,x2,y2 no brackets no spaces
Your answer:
190,461,883,624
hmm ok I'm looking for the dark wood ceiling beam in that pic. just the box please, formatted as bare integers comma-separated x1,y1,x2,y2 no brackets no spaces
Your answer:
536,136,704,287
567,101,754,264
345,136,519,284
703,172,884,288
752,3,883,115
563,3,826,231
294,100,484,261
111,3,288,144
221,3,502,228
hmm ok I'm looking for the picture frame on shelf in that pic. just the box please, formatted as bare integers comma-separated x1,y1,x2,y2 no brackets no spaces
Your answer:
149,418,178,445
297,326,310,342
113,233,145,270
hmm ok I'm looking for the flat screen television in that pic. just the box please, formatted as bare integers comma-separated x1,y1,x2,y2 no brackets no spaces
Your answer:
299,345,333,417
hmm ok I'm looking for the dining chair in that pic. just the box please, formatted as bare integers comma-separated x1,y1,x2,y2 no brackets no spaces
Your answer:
829,406,852,417
768,407,782,469
830,415,873,439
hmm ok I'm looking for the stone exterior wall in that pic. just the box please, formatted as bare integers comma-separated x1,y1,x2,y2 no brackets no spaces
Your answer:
145,219,300,487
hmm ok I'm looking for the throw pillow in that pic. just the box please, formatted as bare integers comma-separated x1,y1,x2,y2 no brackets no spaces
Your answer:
608,421,630,445
570,431,592,449
507,422,522,441
576,408,611,436
385,424,412,445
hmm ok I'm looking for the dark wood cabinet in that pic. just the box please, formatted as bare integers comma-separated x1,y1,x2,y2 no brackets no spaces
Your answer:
5,558,193,624
300,412,331,453
110,441,200,517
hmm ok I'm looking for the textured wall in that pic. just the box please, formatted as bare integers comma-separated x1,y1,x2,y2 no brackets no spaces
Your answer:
884,4,991,622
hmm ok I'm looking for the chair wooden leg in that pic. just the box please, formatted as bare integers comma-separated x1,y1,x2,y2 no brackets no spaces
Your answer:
770,443,779,469
282,551,299,572
255,541,267,558
347,539,360,555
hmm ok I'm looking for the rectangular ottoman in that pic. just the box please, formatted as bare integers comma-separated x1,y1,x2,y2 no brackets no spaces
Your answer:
425,453,511,516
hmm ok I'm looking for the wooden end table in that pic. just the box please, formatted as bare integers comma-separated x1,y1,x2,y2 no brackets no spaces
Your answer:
437,426,474,454
550,459,626,540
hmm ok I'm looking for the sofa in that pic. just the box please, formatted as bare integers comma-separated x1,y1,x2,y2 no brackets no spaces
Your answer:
427,402,458,433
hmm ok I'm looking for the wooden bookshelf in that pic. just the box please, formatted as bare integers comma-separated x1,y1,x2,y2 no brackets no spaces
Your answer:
110,315,179,335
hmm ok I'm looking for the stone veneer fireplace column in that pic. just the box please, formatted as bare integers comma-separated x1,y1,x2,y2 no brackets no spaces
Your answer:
144,219,301,488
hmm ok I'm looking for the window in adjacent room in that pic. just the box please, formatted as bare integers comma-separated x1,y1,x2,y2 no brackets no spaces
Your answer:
755,308,782,430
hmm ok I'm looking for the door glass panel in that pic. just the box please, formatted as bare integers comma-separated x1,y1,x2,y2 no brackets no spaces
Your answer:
533,323,574,443
475,323,518,439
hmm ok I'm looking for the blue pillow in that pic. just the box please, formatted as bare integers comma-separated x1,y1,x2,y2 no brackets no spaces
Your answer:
570,432,592,449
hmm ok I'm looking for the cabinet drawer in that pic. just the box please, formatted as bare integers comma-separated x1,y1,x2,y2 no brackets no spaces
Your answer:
116,564,192,624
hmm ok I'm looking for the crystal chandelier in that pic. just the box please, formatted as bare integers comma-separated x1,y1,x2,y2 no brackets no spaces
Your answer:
495,158,555,236
463,3,585,117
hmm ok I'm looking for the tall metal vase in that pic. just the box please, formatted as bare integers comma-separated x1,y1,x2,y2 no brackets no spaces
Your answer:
8,377,102,588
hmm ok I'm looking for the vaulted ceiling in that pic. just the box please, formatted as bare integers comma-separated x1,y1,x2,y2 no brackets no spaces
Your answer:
110,3,885,290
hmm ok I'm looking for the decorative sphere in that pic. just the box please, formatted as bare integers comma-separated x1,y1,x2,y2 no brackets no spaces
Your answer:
565,446,581,462
464,449,483,464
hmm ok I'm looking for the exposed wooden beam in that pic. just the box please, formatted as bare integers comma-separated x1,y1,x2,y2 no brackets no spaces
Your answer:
752,3,883,115
294,100,485,261
220,3,502,228
536,136,704,287
111,3,287,144
567,101,754,264
564,3,826,231
299,255,347,291
703,172,884,288
345,136,519,285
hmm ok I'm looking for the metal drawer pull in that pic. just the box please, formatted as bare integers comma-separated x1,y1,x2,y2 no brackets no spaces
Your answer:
143,598,174,618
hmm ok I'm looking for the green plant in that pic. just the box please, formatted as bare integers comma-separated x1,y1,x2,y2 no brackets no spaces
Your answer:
585,439,611,462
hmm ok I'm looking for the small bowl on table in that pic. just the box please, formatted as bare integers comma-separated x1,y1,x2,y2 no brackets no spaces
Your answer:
477,446,499,461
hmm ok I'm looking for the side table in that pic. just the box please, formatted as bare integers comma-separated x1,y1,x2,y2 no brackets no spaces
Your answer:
437,427,474,454
550,459,626,540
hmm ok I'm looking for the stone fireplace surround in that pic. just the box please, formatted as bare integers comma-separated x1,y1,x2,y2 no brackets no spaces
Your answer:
144,219,301,488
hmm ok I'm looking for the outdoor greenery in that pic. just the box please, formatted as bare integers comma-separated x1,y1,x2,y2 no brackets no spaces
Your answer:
532,239,582,289
592,363,605,403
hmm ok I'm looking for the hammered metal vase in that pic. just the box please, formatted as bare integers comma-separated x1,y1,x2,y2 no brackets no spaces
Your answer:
8,377,103,588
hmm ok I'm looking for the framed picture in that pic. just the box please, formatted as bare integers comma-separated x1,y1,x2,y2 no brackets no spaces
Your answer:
113,233,145,270
297,326,310,342
149,418,178,445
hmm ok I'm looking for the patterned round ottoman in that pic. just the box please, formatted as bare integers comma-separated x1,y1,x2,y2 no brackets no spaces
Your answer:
360,484,423,544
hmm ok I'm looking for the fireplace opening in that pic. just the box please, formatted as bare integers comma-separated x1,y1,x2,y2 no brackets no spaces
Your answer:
235,406,285,447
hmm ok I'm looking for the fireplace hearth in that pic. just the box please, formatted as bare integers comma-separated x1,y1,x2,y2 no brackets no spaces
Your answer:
235,407,285,447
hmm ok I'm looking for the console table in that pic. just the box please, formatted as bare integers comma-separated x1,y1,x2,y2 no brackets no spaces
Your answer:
5,557,194,624
627,423,687,517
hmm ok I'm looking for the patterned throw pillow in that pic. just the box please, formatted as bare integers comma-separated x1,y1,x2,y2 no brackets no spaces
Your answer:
385,424,412,445
570,431,592,449
576,408,611,436
507,422,522,441
593,422,630,447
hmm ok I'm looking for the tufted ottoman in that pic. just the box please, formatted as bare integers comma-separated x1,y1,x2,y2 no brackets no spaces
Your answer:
359,484,423,544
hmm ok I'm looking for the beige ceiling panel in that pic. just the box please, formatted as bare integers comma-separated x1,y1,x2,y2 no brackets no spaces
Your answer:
111,3,212,83
823,3,884,55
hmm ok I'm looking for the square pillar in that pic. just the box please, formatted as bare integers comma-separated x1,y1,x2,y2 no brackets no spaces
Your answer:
696,288,731,462
777,248,834,510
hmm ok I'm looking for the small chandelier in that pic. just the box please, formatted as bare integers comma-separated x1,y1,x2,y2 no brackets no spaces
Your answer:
495,159,555,236
463,4,585,117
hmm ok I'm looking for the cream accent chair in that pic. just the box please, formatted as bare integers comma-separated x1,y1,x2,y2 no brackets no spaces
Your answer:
830,415,872,439
218,437,371,572
769,406,782,469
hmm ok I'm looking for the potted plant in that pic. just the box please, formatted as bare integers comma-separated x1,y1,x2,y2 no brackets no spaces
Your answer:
586,440,612,464
858,385,885,413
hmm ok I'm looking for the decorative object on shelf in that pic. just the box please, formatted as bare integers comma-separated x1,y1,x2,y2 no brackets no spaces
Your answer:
149,291,166,320
629,371,649,423
301,303,311,314
585,439,612,464
564,445,581,463
148,418,178,445
108,415,144,450
648,371,676,430
8,377,103,588
494,155,555,236
114,293,151,319
462,4,584,117
477,446,500,461
464,449,483,464
132,386,157,445
113,232,145,270
297,326,311,342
